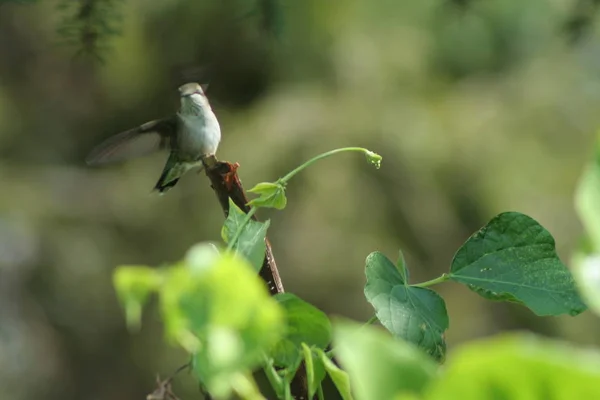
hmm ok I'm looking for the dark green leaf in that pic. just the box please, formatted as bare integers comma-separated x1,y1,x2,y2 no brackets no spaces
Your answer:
248,181,287,210
302,343,327,398
334,320,438,400
269,293,332,367
316,348,354,400
450,212,587,316
221,199,270,272
364,252,448,361
426,334,600,399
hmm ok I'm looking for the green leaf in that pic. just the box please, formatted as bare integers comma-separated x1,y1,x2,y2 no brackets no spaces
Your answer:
248,181,287,210
425,334,600,399
316,348,354,400
221,199,270,272
364,252,448,361
334,320,438,400
269,293,332,368
158,252,284,398
575,134,600,252
113,265,160,330
450,212,587,316
302,343,327,398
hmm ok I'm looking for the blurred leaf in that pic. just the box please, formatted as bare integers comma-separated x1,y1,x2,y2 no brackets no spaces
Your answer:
222,199,270,272
302,343,327,398
450,212,587,316
248,181,287,210
333,319,438,400
573,250,600,316
113,265,160,330
258,0,285,38
55,0,124,61
184,242,220,273
159,252,284,398
575,133,600,251
425,334,600,399
364,252,448,361
269,293,332,368
316,348,354,400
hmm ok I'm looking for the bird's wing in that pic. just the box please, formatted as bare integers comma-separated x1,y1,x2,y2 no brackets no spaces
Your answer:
85,117,178,166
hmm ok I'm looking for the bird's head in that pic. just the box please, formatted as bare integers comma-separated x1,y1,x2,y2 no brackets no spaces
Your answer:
179,82,211,112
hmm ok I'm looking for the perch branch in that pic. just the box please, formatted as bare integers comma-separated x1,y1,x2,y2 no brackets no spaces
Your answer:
202,155,311,400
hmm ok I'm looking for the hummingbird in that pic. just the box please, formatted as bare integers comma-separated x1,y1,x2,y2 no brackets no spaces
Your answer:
86,82,221,193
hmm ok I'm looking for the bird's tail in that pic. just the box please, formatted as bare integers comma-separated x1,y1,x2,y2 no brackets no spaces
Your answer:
153,155,205,194
153,154,184,194
154,174,180,194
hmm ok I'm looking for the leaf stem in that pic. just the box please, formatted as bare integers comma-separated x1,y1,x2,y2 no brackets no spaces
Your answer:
231,372,265,400
364,314,379,326
280,147,378,184
317,384,325,400
412,273,450,288
226,206,258,252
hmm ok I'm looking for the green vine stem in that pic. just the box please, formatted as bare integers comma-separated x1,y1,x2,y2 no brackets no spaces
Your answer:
280,147,381,184
227,147,381,252
411,273,450,288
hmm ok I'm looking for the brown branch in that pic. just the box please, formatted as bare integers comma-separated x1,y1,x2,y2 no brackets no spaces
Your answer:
203,156,311,400
203,157,284,294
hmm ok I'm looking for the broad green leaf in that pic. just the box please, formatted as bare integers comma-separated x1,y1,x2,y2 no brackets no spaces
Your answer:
364,252,448,361
269,293,332,368
450,212,587,316
221,199,270,272
334,320,438,400
248,181,287,210
302,343,327,398
159,252,284,398
425,334,600,400
575,134,600,251
113,265,161,330
316,348,354,400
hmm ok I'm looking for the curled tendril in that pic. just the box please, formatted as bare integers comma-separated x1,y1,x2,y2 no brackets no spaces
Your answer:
365,150,382,169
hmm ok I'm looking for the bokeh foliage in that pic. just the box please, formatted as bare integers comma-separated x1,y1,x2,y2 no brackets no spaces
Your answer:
2,0,600,399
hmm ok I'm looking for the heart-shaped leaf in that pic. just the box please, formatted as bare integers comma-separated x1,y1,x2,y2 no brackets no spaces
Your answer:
449,212,587,316
364,252,448,361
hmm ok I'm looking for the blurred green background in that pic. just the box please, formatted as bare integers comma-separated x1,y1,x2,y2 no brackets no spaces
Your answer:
1,0,600,399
